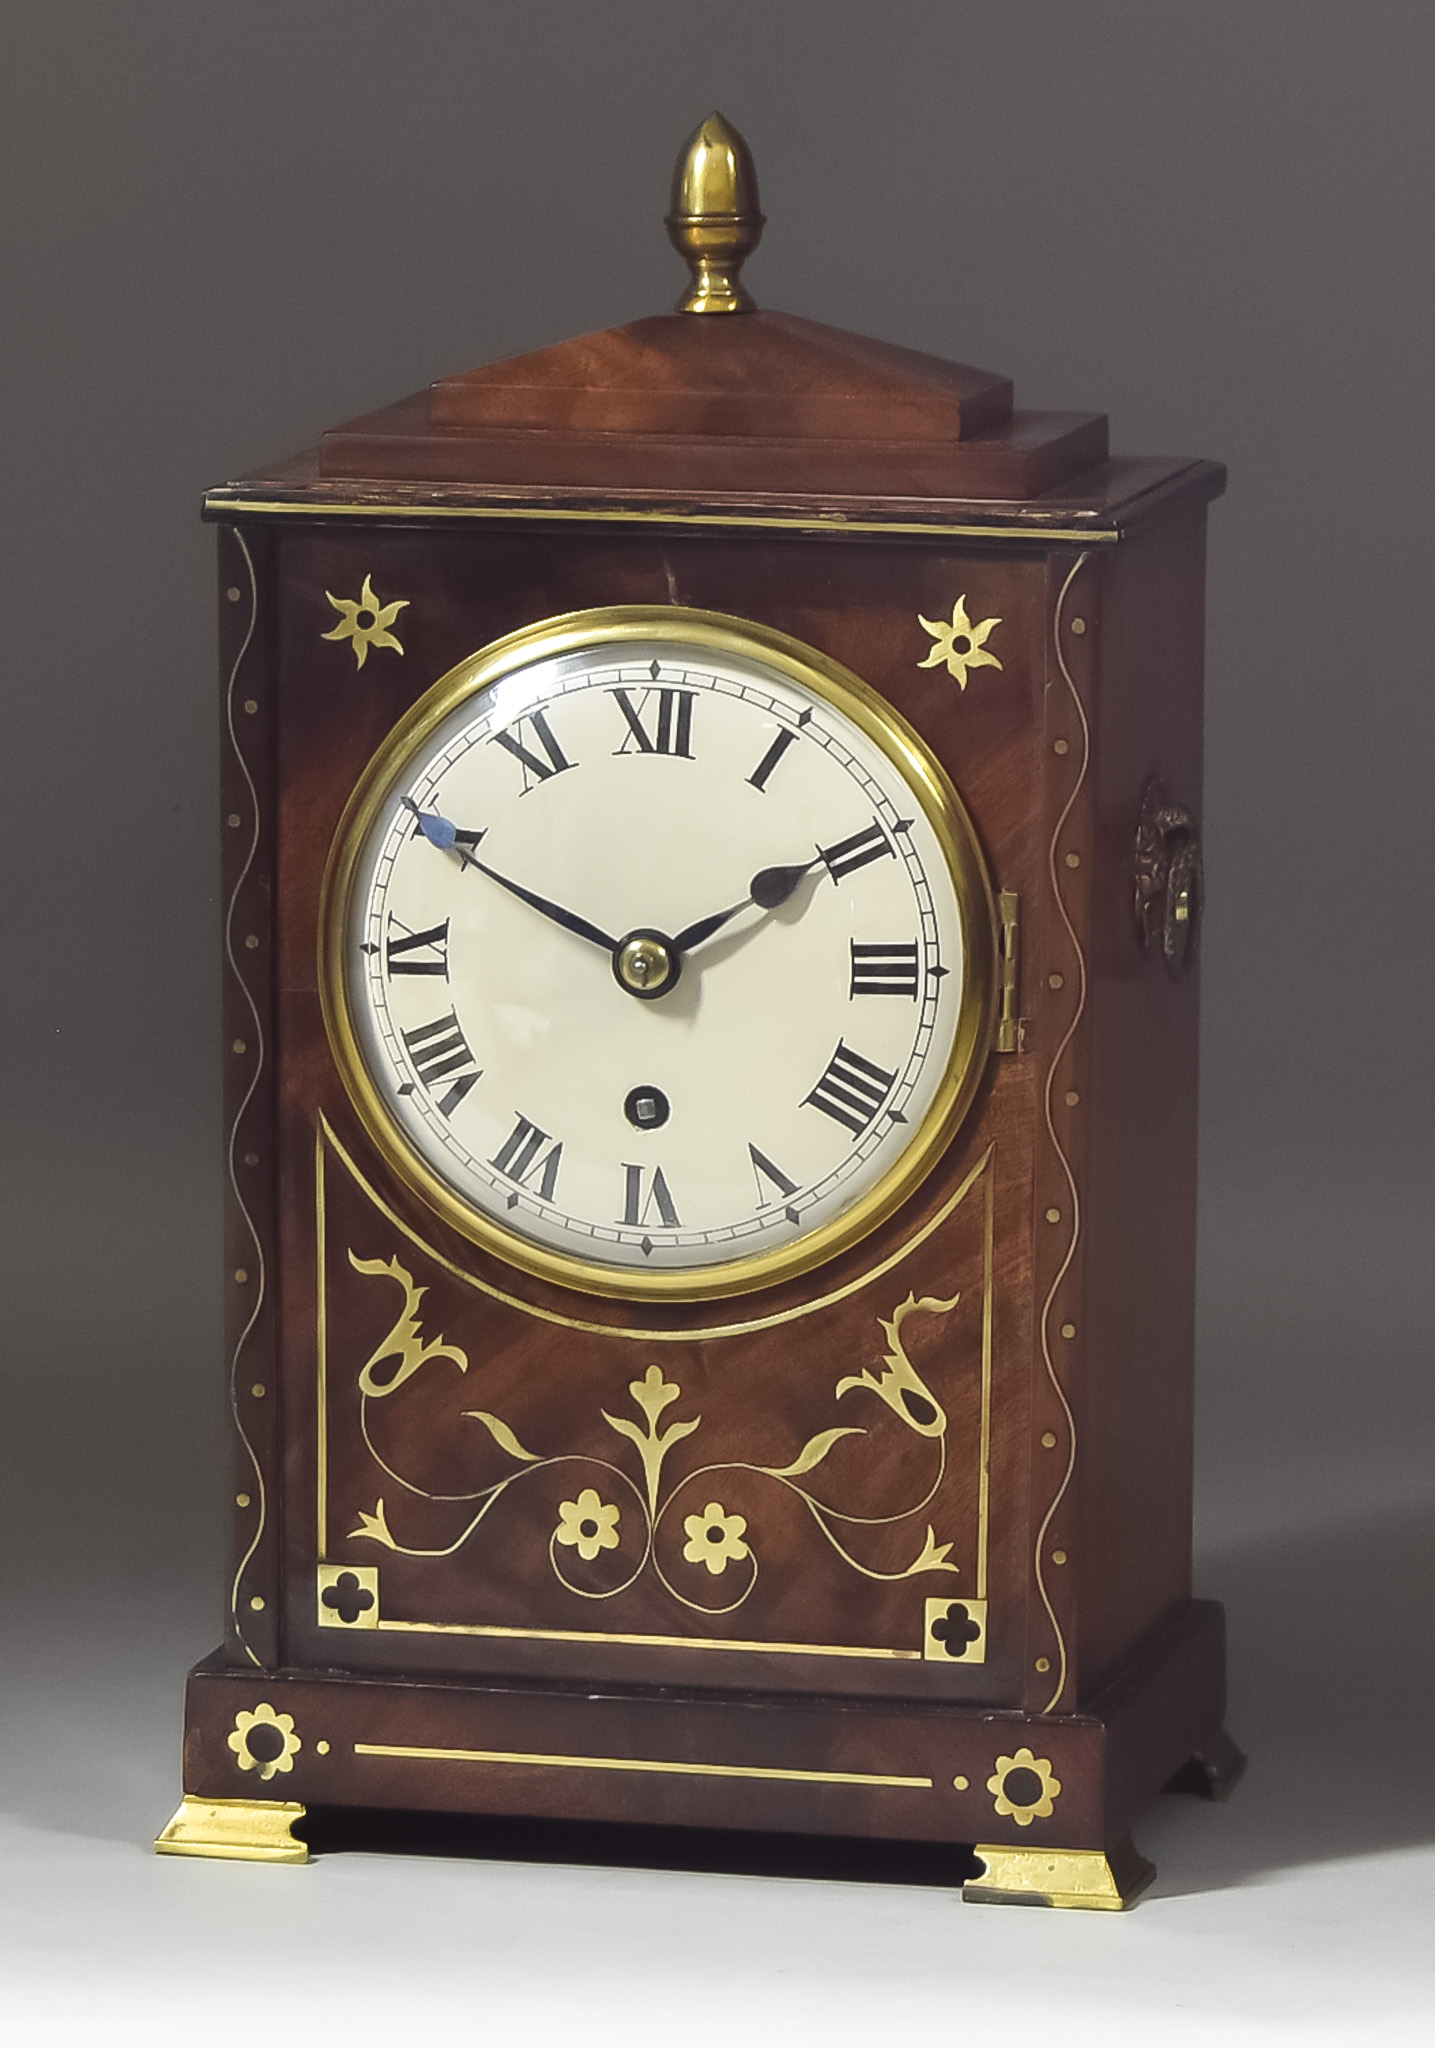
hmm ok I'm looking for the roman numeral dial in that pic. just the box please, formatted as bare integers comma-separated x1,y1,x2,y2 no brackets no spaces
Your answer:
334,616,992,1299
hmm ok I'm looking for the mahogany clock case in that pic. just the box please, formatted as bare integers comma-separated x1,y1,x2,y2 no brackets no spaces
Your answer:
178,447,1235,1888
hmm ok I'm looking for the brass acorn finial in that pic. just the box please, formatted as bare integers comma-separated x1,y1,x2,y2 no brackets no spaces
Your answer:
666,112,764,314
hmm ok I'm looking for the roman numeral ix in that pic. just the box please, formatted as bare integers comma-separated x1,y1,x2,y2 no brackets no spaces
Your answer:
610,686,696,757
849,941,920,999
803,1040,898,1137
400,1011,482,1117
385,916,450,978
490,1113,563,1204
490,708,575,792
818,819,895,883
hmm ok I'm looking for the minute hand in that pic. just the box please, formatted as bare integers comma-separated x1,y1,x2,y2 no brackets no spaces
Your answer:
463,854,618,952
672,858,819,954
405,798,618,951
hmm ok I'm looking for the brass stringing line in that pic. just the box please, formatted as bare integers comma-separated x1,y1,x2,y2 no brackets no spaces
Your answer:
356,1456,639,1563
316,1125,327,1555
352,1742,933,1789
319,1115,994,1341
225,528,264,1667
977,1157,995,1602
208,495,1123,547
1035,552,1091,1714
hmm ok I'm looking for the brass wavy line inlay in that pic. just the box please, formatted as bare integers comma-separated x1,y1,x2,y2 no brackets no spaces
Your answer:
1034,552,1091,1714
319,1112,993,1341
224,529,265,1666
353,1742,931,1789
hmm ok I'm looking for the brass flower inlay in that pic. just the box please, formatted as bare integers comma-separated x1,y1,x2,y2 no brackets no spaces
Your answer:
682,1501,750,1575
555,1488,621,1562
917,596,1002,690
987,1746,1061,1826
323,574,408,669
227,1702,301,1782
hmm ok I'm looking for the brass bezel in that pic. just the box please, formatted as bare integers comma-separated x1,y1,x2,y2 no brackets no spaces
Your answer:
319,605,997,1303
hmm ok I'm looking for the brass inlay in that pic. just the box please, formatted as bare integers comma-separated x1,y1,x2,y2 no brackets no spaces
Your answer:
154,1796,308,1865
224,527,266,1668
1033,552,1091,1713
375,1617,917,1659
354,1742,931,1790
987,1745,1060,1824
320,606,996,1304
322,572,407,669
923,1595,987,1663
917,597,1003,691
965,1842,1154,1913
317,1562,380,1629
316,1130,996,1659
206,496,1125,546
667,113,764,314
345,1284,965,1615
228,1703,301,1782
996,890,1021,1053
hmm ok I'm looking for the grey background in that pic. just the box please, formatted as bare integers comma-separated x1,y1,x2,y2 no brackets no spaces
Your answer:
2,3,1431,2037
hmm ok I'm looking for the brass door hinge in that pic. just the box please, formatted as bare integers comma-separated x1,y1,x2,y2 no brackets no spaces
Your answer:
996,890,1022,1052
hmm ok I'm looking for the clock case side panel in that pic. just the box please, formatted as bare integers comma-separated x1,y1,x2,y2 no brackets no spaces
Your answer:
217,522,283,1668
1067,500,1210,1700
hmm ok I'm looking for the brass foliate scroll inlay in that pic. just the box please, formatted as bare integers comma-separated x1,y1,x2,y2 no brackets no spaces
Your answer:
667,112,764,314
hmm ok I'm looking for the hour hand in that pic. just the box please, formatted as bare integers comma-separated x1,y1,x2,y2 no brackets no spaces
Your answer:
672,858,819,954
404,799,617,953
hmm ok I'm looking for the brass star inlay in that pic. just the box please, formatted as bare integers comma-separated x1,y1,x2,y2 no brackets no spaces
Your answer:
917,596,1002,690
323,574,408,670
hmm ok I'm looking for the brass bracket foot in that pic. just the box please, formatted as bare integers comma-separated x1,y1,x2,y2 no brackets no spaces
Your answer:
964,1837,1155,1911
154,1795,309,1864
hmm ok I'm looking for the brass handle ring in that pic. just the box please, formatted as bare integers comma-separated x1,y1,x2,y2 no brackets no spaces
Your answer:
1135,779,1203,978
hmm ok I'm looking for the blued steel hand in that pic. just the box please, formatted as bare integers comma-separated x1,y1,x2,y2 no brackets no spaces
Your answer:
405,800,618,953
671,858,820,954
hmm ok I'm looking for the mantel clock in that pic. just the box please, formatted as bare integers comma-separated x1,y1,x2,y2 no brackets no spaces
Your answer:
158,117,1242,1908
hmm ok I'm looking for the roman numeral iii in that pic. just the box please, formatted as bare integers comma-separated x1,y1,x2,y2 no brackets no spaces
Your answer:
490,1113,563,1203
610,687,696,757
385,917,450,978
818,819,895,883
849,941,920,998
489,708,575,791
803,1040,898,1137
401,1011,482,1117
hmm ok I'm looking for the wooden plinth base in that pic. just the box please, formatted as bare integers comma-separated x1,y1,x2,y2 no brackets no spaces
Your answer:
161,1598,1235,1906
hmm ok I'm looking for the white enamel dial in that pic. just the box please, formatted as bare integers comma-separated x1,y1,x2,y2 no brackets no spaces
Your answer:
323,609,995,1301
